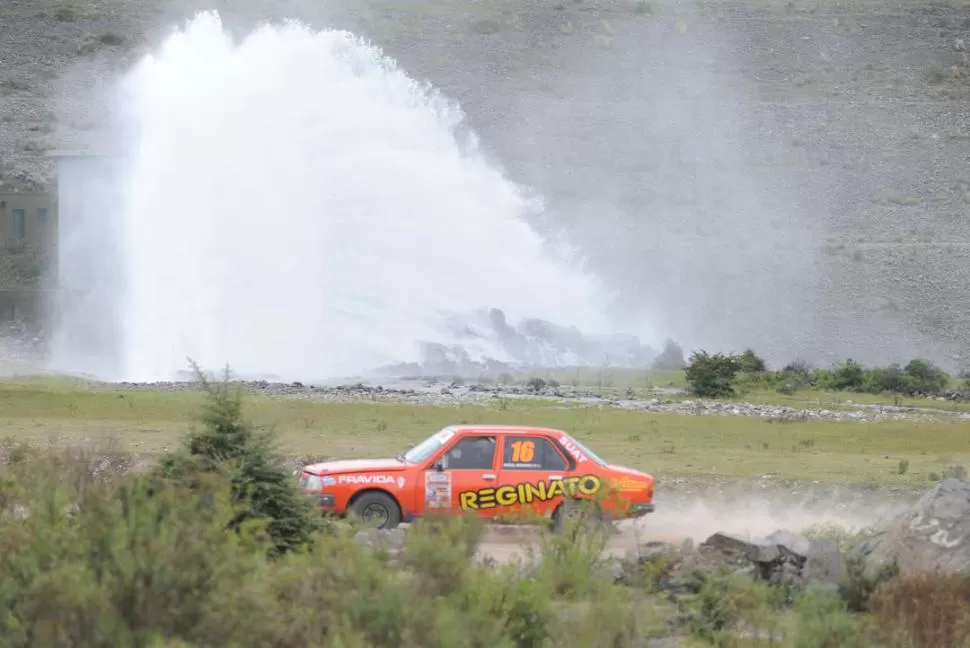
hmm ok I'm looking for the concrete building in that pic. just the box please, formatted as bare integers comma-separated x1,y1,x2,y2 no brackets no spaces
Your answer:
0,192,56,322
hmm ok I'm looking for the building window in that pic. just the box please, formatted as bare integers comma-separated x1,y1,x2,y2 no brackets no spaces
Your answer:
12,210,25,241
37,207,48,223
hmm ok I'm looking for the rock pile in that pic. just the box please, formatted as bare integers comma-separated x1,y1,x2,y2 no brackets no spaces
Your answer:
700,530,844,586
619,529,846,595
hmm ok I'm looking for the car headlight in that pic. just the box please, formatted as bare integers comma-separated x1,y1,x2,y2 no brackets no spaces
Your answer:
304,475,323,491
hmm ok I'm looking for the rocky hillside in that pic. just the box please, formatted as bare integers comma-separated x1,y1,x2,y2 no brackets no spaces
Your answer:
1,0,969,370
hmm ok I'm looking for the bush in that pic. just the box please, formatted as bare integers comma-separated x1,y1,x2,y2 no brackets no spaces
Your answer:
839,554,900,613
816,359,868,392
899,359,949,395
737,348,767,373
651,338,686,370
782,357,953,397
792,591,873,648
155,362,323,556
870,571,970,648
684,350,742,398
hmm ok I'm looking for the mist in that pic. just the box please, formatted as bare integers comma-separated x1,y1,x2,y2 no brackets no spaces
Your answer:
39,0,970,377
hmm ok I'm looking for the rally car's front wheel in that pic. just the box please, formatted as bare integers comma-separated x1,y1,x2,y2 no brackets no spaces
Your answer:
349,491,403,529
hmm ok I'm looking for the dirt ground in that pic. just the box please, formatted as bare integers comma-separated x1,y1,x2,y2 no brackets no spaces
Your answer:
474,478,914,563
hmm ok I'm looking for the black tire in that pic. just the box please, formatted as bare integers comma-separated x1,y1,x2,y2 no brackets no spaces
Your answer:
552,498,604,535
349,491,402,529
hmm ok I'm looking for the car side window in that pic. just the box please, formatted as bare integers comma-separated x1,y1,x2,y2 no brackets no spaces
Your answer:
442,436,497,470
502,436,567,471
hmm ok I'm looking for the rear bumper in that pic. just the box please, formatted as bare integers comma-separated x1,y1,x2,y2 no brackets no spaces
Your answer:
629,503,655,517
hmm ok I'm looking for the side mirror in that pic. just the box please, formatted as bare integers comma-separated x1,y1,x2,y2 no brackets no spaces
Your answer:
432,460,444,472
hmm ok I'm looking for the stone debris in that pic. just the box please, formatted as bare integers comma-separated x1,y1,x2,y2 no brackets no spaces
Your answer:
696,529,845,586
617,528,846,592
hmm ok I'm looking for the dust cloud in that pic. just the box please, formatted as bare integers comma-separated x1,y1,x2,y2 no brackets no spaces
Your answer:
630,494,904,546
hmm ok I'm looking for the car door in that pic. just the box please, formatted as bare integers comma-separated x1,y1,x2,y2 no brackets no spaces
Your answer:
419,433,503,520
491,433,573,522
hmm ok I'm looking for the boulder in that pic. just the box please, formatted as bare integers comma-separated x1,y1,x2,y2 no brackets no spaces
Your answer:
852,478,970,577
700,529,845,586
624,540,681,565
701,532,781,564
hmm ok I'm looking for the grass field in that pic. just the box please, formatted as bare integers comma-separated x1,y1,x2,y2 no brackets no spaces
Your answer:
1,376,967,487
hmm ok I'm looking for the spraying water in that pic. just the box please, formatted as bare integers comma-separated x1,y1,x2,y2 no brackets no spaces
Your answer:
98,11,630,382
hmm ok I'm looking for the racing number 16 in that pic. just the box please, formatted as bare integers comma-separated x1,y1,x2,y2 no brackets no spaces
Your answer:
510,440,535,463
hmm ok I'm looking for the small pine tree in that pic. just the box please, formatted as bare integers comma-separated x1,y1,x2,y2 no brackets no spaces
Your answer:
157,362,322,557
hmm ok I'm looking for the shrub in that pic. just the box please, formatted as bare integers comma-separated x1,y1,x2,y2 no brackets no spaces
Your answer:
816,359,868,392
839,554,900,612
870,571,970,648
684,350,742,398
899,358,949,395
792,591,873,648
737,348,767,373
526,376,547,392
679,568,787,644
651,338,686,370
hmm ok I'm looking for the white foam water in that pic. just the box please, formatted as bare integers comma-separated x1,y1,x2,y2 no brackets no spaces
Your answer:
102,11,624,382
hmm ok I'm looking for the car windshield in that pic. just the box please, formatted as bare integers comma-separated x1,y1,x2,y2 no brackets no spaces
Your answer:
563,432,607,466
402,427,456,464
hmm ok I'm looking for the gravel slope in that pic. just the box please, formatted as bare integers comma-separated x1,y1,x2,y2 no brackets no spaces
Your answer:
1,0,968,370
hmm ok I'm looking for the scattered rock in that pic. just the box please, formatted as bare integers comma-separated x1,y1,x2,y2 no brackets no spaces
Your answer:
852,478,970,577
625,540,680,565
352,525,409,561
698,529,845,586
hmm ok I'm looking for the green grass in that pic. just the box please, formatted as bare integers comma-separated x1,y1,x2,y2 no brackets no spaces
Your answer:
0,380,966,486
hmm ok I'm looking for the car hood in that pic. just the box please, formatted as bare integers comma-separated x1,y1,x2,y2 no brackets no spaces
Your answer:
303,458,408,475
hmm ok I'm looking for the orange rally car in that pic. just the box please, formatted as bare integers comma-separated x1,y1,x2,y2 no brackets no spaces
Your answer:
298,425,655,530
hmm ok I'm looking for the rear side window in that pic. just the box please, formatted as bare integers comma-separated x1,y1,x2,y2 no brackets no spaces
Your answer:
502,436,567,471
442,435,497,470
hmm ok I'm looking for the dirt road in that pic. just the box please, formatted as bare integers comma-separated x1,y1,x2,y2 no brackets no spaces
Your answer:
475,484,913,564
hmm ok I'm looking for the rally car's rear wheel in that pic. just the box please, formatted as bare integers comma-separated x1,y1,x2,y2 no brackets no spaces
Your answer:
349,491,402,529
552,498,608,535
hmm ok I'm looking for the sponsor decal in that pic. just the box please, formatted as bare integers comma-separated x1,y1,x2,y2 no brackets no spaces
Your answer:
337,474,406,489
424,470,452,509
503,439,543,469
559,435,588,464
459,474,602,511
610,476,648,492
322,476,336,486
